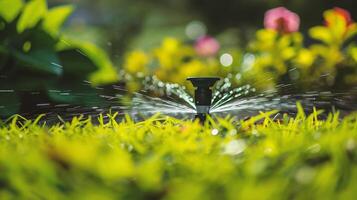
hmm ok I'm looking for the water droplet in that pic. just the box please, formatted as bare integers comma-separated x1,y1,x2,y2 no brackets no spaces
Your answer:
158,82,164,87
252,129,259,136
0,90,14,93
229,129,237,136
295,167,315,184
264,148,273,154
185,21,206,40
220,53,233,67
346,139,356,151
307,143,321,153
37,103,50,107
223,140,246,155
127,144,134,152
51,62,63,69
242,54,255,71
235,73,242,80
313,132,321,139
211,129,219,135
137,72,144,78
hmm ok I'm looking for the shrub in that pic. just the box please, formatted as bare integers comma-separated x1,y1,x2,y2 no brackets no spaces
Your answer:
0,0,118,117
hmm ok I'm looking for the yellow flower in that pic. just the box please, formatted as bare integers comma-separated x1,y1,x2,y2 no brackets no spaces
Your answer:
252,29,277,50
124,50,149,74
295,49,315,68
281,47,295,60
154,37,182,69
309,8,357,45
161,37,181,53
179,60,206,79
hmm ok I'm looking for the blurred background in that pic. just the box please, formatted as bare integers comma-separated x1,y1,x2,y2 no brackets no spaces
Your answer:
50,0,357,61
1,0,357,117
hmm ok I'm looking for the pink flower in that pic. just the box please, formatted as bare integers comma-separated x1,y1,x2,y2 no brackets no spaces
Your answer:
194,36,220,57
264,7,300,33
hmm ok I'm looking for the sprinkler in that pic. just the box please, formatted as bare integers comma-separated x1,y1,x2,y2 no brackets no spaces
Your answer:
187,77,220,123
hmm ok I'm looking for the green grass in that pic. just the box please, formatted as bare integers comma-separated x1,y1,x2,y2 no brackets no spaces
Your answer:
0,108,357,200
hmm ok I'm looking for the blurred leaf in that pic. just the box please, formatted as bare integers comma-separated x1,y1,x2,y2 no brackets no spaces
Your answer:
58,49,97,78
309,26,332,44
11,30,62,75
0,0,23,22
12,49,62,75
42,5,74,37
57,37,118,85
90,66,118,85
17,0,47,33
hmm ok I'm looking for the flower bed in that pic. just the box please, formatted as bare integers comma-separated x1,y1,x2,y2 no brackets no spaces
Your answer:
123,7,357,92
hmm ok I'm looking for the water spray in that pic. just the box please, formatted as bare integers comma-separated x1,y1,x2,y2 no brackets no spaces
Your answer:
187,77,220,123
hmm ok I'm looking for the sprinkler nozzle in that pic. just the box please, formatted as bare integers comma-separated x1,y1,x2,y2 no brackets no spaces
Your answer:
187,77,220,123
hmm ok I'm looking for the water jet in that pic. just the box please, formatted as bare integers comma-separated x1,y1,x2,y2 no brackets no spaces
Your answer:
187,77,220,123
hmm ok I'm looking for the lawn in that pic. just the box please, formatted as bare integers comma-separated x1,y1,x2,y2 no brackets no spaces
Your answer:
1,108,357,199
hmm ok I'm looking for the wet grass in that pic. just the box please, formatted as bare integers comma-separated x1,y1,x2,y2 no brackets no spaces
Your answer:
0,106,357,199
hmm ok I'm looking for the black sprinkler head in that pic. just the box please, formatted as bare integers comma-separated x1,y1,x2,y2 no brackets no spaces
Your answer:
187,77,220,123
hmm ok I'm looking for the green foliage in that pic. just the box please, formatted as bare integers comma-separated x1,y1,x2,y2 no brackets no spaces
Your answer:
17,0,47,33
0,0,23,22
0,110,357,199
57,38,119,85
43,5,74,37
0,0,118,117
